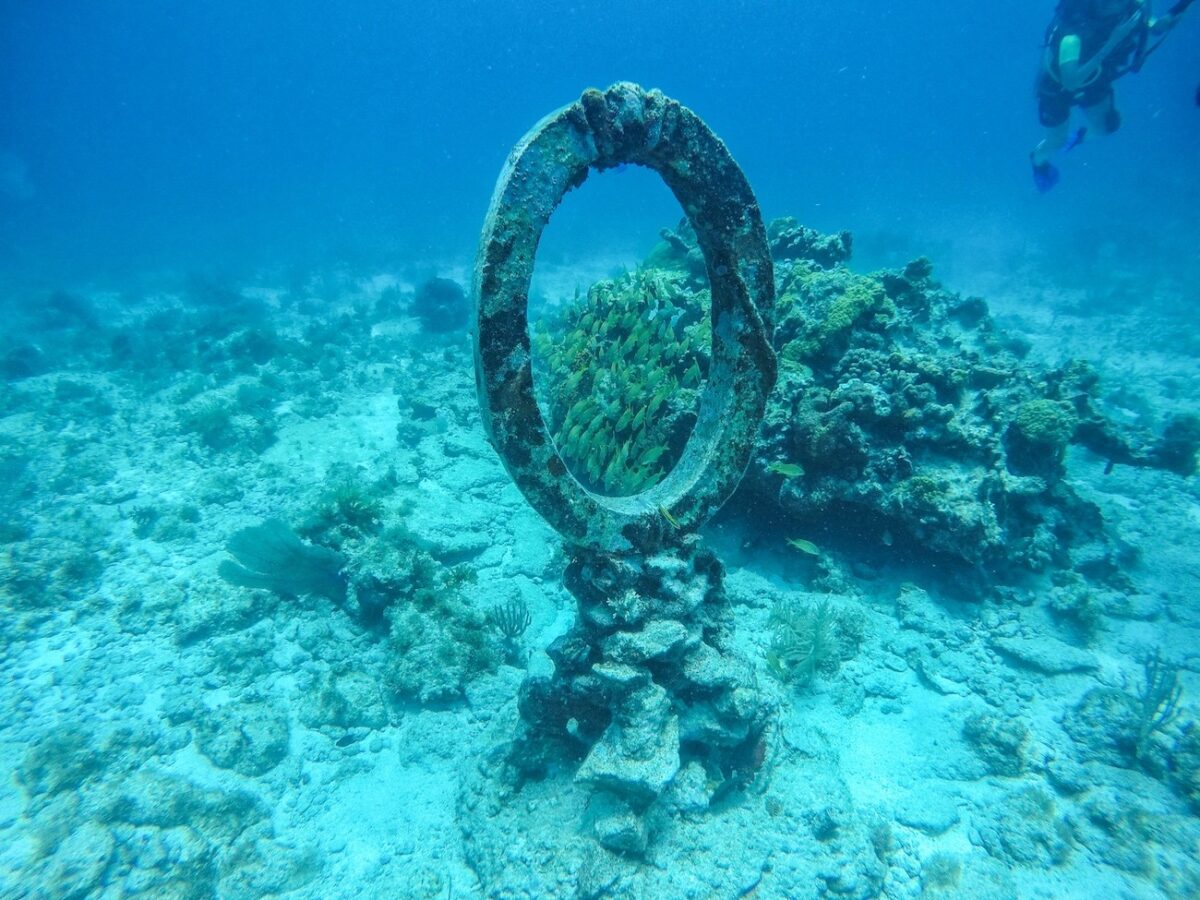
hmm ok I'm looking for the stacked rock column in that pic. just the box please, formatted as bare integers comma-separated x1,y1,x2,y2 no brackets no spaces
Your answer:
511,541,767,850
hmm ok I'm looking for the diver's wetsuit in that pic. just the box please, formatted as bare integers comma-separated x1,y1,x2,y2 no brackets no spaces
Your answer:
1037,0,1151,128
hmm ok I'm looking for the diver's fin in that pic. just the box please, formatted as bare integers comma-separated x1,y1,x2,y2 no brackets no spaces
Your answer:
1064,126,1088,151
1031,155,1060,193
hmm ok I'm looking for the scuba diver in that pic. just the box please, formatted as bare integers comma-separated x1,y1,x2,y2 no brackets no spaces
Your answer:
1031,0,1193,191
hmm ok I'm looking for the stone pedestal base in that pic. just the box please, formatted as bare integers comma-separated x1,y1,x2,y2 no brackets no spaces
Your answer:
507,538,769,852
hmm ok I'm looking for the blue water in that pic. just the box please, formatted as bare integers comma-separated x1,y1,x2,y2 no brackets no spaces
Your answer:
3,4,1200,897
2,0,1197,286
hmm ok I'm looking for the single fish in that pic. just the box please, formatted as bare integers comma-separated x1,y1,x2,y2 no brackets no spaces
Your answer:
786,537,821,556
767,461,805,478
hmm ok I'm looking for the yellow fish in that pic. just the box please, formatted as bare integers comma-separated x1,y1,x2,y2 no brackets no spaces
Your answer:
786,537,820,556
768,461,805,479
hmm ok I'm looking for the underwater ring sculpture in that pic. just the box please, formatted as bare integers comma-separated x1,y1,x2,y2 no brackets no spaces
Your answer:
473,82,777,552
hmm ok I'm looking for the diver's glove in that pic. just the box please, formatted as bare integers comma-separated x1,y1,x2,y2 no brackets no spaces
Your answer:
1031,154,1060,193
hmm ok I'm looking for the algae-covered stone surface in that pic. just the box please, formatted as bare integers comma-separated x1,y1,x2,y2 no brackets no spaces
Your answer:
474,82,776,554
1,220,1198,898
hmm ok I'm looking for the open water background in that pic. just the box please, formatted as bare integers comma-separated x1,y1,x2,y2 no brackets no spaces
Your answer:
2,0,1197,293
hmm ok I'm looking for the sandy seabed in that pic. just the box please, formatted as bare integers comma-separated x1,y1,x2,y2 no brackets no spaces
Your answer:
1,251,1198,899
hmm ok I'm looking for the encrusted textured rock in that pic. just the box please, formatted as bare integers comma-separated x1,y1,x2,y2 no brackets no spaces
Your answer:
472,82,774,851
473,81,776,554
991,635,1098,675
507,541,769,822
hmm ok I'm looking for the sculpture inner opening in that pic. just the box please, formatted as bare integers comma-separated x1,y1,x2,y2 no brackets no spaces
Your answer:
529,166,709,498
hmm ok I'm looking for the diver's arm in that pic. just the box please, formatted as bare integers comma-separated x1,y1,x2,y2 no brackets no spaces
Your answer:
1149,12,1180,34
1058,34,1084,90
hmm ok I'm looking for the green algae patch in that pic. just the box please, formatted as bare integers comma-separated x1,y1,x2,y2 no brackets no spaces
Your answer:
1005,398,1080,477
1012,399,1079,448
776,265,894,364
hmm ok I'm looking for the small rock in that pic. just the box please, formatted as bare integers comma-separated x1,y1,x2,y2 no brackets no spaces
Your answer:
665,760,712,815
602,619,692,665
991,636,1097,674
195,702,290,776
963,712,1030,777
576,686,680,803
593,810,648,857
894,789,961,835
46,822,115,898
